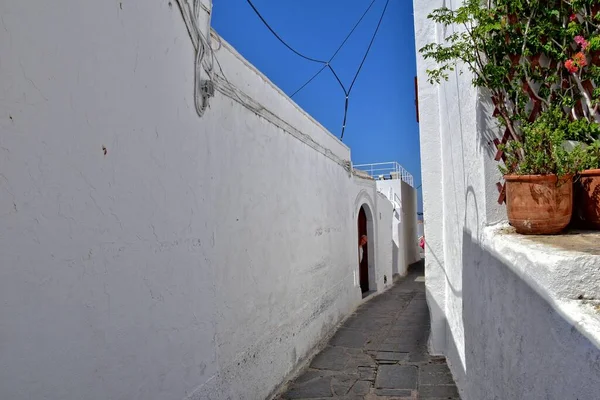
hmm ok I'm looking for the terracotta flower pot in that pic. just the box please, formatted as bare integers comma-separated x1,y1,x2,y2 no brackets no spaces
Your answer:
576,169,600,229
504,174,573,235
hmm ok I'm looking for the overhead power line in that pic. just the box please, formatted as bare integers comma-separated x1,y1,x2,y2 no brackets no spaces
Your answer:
348,0,389,94
290,0,377,98
245,0,326,63
246,0,390,141
341,0,390,139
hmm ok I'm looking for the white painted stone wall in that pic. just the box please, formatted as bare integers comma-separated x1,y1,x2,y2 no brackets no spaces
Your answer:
376,192,394,288
400,180,420,265
375,179,419,276
414,0,600,398
352,176,395,294
0,2,400,400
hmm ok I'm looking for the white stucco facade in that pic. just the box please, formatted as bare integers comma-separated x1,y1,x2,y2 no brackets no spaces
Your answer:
414,0,600,398
375,179,419,277
0,2,411,400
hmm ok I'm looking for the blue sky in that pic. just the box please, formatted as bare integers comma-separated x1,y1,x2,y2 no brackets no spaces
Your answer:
212,0,422,211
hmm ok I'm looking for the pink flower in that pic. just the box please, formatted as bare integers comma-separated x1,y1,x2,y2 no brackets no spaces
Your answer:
575,35,590,51
565,59,579,73
570,14,578,22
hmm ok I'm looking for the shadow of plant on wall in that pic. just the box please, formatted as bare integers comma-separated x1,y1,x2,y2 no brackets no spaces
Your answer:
477,90,503,160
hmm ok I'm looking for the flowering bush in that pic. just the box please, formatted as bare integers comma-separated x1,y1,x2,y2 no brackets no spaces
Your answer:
420,0,600,173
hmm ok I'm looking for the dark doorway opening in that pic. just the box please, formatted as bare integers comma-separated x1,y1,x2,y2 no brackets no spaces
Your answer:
358,205,369,293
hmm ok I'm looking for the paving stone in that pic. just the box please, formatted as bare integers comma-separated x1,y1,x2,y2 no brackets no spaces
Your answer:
407,351,431,363
345,352,377,369
357,366,377,381
398,317,429,326
331,374,358,396
375,365,418,389
383,336,426,346
419,364,455,385
419,384,460,398
330,328,369,348
284,376,333,399
374,388,413,396
387,328,428,337
345,347,369,356
350,380,372,395
365,340,385,351
375,352,409,361
374,342,423,353
310,347,350,371
280,262,460,399
295,370,324,384
343,316,391,332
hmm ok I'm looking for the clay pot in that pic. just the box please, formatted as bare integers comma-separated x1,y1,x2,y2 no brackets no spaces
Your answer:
505,174,573,235
575,169,600,229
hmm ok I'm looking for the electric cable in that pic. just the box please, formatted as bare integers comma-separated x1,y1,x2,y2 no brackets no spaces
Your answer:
245,0,327,64
290,0,377,98
246,0,388,140
340,0,390,139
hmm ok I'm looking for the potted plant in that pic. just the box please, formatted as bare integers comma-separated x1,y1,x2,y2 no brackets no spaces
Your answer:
559,28,600,228
501,108,583,234
420,0,600,234
576,138,600,228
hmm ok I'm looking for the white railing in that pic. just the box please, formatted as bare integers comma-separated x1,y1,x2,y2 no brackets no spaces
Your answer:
353,161,414,187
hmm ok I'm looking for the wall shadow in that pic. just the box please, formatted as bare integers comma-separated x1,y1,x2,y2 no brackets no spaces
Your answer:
456,230,600,399
476,89,502,159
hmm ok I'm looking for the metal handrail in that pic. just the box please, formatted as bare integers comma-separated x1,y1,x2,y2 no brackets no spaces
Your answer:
353,161,414,187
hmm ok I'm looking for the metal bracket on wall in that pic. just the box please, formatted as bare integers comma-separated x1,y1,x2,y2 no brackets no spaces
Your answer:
201,80,215,98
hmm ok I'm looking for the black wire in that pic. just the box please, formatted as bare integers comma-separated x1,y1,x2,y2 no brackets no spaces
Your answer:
246,0,389,140
290,0,377,98
328,65,347,95
348,0,390,93
290,65,328,98
341,96,350,134
340,0,390,140
246,0,327,64
329,0,377,63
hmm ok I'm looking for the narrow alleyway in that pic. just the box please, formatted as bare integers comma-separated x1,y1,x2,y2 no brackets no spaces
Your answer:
278,261,460,399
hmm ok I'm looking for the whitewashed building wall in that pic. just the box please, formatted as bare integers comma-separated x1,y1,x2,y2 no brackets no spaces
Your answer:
414,1,600,399
0,2,403,399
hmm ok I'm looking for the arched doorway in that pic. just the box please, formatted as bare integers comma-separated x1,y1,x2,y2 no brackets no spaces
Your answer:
357,204,372,294
358,206,368,292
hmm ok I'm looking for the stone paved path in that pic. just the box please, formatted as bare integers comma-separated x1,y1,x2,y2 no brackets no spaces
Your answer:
277,261,460,400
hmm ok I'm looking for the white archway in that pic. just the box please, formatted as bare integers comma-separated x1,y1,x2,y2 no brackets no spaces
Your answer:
354,190,377,295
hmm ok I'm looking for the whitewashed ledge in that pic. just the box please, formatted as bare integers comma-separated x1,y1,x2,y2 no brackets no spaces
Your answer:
482,223,600,350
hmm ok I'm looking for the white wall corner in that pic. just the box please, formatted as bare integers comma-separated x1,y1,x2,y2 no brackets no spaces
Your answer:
413,0,447,355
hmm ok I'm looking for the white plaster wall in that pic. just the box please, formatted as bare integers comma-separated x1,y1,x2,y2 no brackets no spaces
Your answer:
375,180,403,205
375,179,419,276
413,0,448,355
376,180,405,277
414,0,600,398
376,192,394,290
400,180,419,265
0,2,388,400
459,231,600,400
414,0,502,356
352,177,382,294
394,214,408,276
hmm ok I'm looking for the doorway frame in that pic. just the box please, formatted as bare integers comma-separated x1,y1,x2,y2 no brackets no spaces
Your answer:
354,190,377,295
